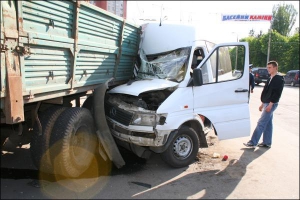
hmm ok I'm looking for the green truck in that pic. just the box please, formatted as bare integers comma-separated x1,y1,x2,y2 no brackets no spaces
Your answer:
1,0,140,177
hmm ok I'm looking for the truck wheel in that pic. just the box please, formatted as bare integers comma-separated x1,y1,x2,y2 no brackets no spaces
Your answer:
161,127,199,168
30,106,66,173
50,107,97,178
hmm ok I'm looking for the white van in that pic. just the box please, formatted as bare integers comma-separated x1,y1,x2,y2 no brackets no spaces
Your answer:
105,23,250,167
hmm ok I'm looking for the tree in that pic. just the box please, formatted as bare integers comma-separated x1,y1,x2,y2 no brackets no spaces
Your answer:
244,37,265,67
249,29,255,37
259,30,288,69
243,30,299,73
271,3,298,36
282,33,299,72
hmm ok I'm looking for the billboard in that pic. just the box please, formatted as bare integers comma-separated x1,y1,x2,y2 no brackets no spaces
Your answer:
221,14,272,21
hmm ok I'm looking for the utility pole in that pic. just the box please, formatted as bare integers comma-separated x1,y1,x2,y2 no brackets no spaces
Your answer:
159,4,163,26
266,24,272,66
232,32,238,70
235,35,238,70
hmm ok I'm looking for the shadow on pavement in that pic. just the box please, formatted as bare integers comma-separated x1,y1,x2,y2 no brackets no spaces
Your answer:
1,141,270,199
131,147,270,199
1,145,147,182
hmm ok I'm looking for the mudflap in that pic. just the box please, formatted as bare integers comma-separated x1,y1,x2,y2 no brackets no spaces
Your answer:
93,79,125,168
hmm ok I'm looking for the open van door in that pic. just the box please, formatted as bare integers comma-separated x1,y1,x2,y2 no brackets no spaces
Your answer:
193,42,250,140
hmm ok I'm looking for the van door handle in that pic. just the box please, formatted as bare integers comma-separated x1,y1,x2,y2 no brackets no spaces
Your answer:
235,89,248,93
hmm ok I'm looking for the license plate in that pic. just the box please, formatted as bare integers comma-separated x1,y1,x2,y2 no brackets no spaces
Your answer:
262,79,267,82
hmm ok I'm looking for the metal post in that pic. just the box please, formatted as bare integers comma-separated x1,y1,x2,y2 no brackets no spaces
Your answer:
267,28,271,65
159,4,163,26
235,35,238,70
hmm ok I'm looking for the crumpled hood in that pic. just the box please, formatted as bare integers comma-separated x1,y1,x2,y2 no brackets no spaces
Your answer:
108,79,179,96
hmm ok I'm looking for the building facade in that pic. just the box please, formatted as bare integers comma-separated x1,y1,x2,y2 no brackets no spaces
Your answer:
88,0,127,19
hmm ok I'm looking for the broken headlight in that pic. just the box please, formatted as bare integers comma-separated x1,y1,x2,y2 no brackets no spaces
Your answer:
131,113,167,126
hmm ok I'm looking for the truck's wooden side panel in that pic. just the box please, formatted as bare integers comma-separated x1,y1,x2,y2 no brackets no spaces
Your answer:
0,0,140,122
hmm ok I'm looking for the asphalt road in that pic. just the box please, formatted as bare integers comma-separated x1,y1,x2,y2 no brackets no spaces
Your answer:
1,84,299,199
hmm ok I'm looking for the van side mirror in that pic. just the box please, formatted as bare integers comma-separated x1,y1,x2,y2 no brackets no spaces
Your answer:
193,68,203,86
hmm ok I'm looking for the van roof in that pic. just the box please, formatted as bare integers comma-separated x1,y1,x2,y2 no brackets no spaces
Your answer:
140,23,210,54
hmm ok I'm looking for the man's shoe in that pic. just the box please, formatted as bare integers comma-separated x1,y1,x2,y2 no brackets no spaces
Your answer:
243,141,256,148
257,143,271,148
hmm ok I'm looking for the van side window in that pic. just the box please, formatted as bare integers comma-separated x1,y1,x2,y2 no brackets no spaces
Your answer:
201,45,245,84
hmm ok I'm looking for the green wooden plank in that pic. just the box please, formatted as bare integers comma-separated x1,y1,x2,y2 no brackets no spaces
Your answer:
24,54,70,61
23,33,73,43
24,71,69,78
27,39,73,49
31,0,74,11
24,60,70,66
22,8,73,27
22,1,73,18
25,66,69,72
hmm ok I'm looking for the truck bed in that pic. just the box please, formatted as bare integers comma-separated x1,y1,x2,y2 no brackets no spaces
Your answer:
1,0,140,124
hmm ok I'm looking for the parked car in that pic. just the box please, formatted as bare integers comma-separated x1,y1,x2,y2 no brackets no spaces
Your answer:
252,67,270,85
284,70,300,87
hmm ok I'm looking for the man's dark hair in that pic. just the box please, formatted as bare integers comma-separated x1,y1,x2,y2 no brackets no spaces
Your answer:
267,60,278,67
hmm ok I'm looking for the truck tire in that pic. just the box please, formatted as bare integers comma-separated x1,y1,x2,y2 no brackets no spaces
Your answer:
50,107,97,178
30,106,66,174
161,127,199,168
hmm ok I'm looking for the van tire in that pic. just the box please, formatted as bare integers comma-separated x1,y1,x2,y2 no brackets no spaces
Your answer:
161,127,199,168
50,107,97,178
30,106,66,173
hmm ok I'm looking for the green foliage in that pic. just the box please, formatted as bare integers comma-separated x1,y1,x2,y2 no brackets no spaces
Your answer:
272,3,298,36
245,37,266,67
244,31,299,73
282,33,299,72
249,29,255,37
229,44,246,71
294,27,299,35
267,30,289,69
243,3,299,73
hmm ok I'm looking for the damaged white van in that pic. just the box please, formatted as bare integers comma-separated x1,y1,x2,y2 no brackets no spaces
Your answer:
105,23,251,168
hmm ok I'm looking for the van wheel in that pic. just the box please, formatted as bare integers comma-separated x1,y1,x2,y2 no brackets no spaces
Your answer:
50,107,97,178
161,127,199,168
30,106,66,173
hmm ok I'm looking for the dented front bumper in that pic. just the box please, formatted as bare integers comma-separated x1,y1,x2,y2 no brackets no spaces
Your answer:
106,117,171,147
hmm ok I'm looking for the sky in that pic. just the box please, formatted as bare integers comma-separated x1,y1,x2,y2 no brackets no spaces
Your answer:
126,1,299,43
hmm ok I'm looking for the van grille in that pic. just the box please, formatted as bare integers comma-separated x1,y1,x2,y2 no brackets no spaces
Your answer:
105,102,133,126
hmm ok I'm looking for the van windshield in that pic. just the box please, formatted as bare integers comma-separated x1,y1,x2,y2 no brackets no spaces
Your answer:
137,47,191,82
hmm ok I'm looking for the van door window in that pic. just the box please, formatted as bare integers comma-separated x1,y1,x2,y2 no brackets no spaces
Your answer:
201,45,245,84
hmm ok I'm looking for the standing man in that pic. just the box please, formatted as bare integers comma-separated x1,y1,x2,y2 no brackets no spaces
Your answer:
249,64,255,94
244,61,284,148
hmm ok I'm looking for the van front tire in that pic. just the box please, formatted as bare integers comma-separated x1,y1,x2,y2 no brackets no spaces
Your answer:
161,127,199,168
